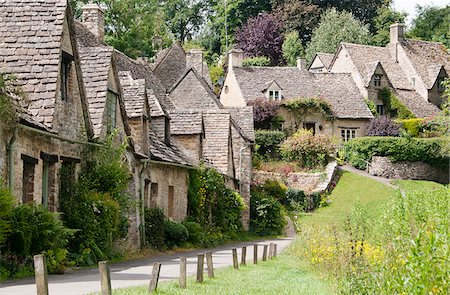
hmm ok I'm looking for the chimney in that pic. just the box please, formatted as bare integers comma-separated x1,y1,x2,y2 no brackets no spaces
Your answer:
228,49,244,68
297,58,306,70
186,49,204,76
82,3,105,41
389,23,405,44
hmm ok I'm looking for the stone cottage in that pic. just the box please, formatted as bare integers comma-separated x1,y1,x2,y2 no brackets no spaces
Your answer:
329,23,447,117
220,49,373,141
309,53,334,73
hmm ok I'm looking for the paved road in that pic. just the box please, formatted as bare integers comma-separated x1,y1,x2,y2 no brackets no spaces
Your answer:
0,237,294,295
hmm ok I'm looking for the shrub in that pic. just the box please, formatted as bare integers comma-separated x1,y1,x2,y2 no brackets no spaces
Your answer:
144,208,165,250
0,180,14,247
212,188,245,238
182,221,204,245
284,188,307,211
419,113,449,138
343,136,450,170
164,220,188,248
258,180,287,202
280,129,337,168
255,130,286,159
243,56,271,66
397,118,423,137
366,116,400,136
250,188,286,235
247,98,281,130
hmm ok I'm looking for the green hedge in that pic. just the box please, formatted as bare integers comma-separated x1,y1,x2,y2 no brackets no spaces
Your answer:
255,130,286,158
397,118,424,137
343,137,449,170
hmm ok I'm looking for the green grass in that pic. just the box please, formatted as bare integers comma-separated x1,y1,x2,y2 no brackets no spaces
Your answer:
112,254,335,295
391,179,445,192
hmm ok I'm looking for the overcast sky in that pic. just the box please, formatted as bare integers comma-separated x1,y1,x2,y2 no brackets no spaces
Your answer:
393,0,450,26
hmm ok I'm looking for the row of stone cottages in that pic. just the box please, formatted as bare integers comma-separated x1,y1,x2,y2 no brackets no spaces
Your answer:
0,1,254,249
221,23,448,140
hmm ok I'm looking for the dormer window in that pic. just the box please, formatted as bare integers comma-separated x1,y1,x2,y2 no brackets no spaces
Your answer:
60,51,73,101
106,90,117,134
373,74,381,87
269,90,281,101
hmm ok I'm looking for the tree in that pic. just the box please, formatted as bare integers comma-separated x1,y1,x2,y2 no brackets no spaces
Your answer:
409,5,450,48
282,31,305,66
235,13,284,65
371,5,407,46
305,9,370,63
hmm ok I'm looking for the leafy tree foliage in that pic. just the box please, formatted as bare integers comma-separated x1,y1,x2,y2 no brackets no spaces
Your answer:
409,5,450,48
243,56,271,66
282,31,305,66
305,9,370,63
371,5,407,46
235,13,284,65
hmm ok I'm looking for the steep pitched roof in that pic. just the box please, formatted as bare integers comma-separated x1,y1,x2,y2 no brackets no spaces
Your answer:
147,88,166,117
398,39,450,89
0,0,68,128
316,53,334,69
148,130,192,167
339,43,413,90
152,42,186,89
202,111,231,175
394,89,440,117
119,72,147,118
227,107,255,142
168,110,203,135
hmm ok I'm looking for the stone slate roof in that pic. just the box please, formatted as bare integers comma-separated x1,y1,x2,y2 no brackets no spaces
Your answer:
398,39,450,89
0,0,68,128
119,72,147,118
227,107,255,142
168,110,203,135
233,67,373,119
339,43,413,90
79,46,113,137
148,130,192,167
394,89,440,117
316,53,334,69
152,42,186,89
147,88,166,117
202,111,231,175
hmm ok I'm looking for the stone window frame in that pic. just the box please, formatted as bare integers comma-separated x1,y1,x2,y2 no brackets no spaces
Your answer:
60,51,74,101
373,74,382,87
376,104,385,115
40,152,59,210
340,128,357,142
21,154,38,204
106,89,118,134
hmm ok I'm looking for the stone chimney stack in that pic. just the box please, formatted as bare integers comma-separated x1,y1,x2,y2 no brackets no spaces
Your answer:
297,58,307,70
186,49,204,76
228,49,244,69
389,23,405,44
82,3,105,41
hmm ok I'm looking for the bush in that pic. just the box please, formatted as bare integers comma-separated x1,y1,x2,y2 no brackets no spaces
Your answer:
144,208,165,250
419,113,449,138
343,136,450,170
250,188,286,235
212,188,245,238
247,98,281,130
280,129,336,168
284,188,307,211
243,56,271,66
182,221,204,245
367,116,400,136
397,118,423,137
255,130,286,159
258,180,287,202
164,220,188,248
0,180,14,247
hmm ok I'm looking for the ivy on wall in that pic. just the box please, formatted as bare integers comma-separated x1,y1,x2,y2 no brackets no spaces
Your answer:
282,97,335,122
0,74,20,130
378,88,415,119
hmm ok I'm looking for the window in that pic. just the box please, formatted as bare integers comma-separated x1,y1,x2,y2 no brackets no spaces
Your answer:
106,90,117,134
268,90,281,101
303,122,316,135
40,152,58,211
150,182,158,208
437,77,445,92
60,52,73,101
411,77,415,86
21,154,37,204
376,104,385,115
168,185,174,218
373,75,381,87
341,128,357,142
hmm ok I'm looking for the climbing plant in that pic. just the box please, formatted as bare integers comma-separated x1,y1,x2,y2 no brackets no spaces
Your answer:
282,97,335,122
0,73,20,130
378,88,415,119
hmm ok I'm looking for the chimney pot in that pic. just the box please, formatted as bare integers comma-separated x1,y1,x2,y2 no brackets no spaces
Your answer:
297,58,306,70
390,23,405,44
228,49,244,68
82,3,105,41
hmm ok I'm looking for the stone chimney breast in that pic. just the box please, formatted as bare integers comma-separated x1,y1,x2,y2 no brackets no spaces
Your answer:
186,49,204,76
297,58,306,70
390,23,405,44
228,49,244,68
82,3,105,41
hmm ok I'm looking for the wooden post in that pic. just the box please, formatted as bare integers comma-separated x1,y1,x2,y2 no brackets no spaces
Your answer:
148,262,161,293
268,243,274,260
241,246,247,266
34,255,48,295
253,244,258,264
273,244,278,257
98,261,112,295
232,248,239,269
179,257,187,289
196,254,204,283
206,251,214,278
262,244,268,261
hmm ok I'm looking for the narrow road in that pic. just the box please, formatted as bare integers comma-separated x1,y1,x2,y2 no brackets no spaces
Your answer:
0,237,294,295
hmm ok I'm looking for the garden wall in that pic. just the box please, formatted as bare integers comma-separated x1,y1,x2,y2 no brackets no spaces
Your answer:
253,161,338,193
369,156,449,184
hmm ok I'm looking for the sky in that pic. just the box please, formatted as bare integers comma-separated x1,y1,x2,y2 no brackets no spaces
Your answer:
393,0,450,26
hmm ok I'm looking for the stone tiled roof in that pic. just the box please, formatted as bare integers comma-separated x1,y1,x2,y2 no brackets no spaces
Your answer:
0,0,67,128
152,42,186,89
398,39,450,89
394,89,440,118
340,43,413,90
119,71,146,118
148,129,192,166
79,46,114,137
202,111,231,175
233,67,373,119
147,88,166,117
168,110,203,135
316,53,334,69
227,107,255,142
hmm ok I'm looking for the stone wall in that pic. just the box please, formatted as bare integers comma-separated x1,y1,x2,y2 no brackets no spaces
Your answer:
369,156,449,184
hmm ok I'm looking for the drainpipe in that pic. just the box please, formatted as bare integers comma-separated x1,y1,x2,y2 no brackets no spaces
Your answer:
139,159,149,248
7,127,17,191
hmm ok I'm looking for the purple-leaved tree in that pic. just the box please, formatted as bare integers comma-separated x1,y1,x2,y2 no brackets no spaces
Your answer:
235,13,284,66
